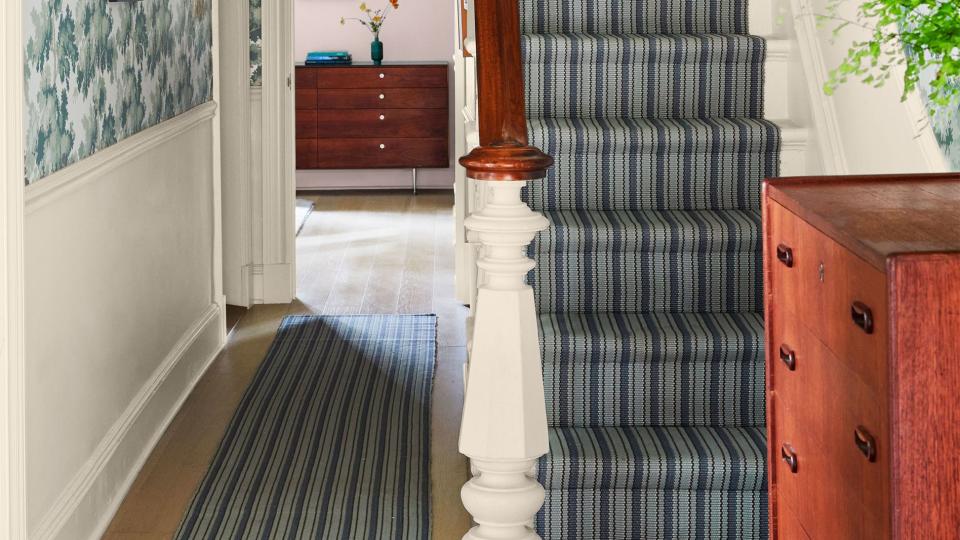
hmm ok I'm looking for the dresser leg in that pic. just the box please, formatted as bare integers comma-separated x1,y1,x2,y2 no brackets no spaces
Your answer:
412,168,418,195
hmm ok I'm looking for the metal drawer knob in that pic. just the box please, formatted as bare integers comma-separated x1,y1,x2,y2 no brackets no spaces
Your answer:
851,301,874,334
379,143,385,150
779,345,797,371
379,93,385,99
854,426,878,462
781,444,798,473
776,244,794,268
379,114,385,120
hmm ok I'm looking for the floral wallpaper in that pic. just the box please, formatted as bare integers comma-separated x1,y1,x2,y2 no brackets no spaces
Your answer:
918,67,960,171
23,0,213,184
250,0,262,86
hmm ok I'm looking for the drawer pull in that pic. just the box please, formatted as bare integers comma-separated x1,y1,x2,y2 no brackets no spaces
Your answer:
379,93,385,99
851,301,874,334
379,73,385,79
854,426,878,462
379,143,386,150
379,114,386,120
776,244,794,268
781,444,798,473
779,345,796,371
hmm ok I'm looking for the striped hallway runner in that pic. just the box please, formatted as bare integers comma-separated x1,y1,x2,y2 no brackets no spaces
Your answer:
175,314,436,539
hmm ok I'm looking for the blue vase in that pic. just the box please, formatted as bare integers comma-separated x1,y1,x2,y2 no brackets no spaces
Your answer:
371,36,384,65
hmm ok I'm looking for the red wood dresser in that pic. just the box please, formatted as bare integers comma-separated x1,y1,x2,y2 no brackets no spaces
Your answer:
294,62,449,190
763,174,960,539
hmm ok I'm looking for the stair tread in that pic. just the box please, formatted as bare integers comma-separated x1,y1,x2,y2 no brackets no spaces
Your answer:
538,425,766,491
540,311,763,364
534,208,761,254
522,34,767,119
519,0,749,36
523,117,780,211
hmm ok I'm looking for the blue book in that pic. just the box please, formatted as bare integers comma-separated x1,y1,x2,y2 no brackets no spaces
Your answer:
306,51,350,61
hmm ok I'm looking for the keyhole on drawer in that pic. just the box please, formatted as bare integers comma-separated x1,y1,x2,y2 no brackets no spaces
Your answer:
818,262,825,283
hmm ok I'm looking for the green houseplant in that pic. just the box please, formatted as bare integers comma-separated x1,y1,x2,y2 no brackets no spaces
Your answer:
821,0,960,106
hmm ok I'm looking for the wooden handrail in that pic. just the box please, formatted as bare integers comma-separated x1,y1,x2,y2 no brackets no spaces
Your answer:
458,0,553,180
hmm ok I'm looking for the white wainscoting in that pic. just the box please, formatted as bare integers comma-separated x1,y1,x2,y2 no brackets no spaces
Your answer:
23,103,226,540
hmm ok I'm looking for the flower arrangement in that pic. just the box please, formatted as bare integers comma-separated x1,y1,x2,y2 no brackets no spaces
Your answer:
340,1,400,37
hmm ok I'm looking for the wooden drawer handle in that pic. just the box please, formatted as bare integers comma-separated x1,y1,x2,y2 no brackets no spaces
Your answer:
781,444,798,473
779,344,796,371
776,244,794,268
854,426,878,463
851,301,874,334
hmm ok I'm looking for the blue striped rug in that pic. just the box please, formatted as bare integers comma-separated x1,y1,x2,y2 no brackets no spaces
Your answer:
175,314,436,539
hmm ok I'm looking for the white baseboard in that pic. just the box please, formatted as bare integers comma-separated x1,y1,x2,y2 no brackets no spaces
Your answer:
31,304,225,540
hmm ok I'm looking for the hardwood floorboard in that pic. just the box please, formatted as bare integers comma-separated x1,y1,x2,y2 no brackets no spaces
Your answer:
103,191,471,539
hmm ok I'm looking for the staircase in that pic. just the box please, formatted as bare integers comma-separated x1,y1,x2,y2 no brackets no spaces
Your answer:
517,1,781,537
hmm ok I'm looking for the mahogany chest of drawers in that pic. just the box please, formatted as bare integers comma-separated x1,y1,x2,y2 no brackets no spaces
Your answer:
763,174,960,539
294,62,449,170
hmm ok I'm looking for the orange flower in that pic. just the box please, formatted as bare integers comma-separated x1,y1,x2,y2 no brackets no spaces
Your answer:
389,0,399,8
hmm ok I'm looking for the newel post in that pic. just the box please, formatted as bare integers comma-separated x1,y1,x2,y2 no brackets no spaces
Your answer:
458,0,553,538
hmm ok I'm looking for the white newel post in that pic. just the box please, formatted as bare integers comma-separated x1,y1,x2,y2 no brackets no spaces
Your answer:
460,180,550,540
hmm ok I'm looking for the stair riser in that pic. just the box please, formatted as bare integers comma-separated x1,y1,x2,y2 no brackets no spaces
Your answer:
537,489,769,539
537,426,767,490
519,0,749,35
522,34,766,119
544,360,764,426
530,252,762,313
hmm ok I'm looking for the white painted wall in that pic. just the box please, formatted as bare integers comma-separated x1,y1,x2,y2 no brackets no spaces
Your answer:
22,105,225,540
293,0,458,190
789,0,946,174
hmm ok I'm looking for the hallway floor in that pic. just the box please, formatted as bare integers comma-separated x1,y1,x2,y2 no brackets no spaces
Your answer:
104,191,471,539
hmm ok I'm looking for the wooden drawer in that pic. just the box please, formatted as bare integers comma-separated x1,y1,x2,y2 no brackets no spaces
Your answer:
767,201,888,393
776,502,811,540
773,395,885,539
296,139,318,169
315,88,447,109
315,109,447,139
296,111,317,139
770,314,889,511
296,89,317,110
304,138,448,169
303,66,447,89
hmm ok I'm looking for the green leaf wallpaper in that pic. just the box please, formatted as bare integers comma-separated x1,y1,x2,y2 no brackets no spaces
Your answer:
250,0,261,86
23,0,213,184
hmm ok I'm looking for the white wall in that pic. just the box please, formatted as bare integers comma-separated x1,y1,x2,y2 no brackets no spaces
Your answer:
293,0,458,190
23,104,225,540
789,0,946,174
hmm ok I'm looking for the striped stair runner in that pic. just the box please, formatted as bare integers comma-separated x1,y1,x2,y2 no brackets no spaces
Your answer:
519,0,780,537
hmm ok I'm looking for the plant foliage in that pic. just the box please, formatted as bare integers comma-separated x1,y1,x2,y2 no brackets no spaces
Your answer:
821,0,960,106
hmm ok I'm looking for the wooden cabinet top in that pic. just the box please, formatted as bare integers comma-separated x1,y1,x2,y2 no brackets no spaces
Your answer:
764,173,960,270
295,61,449,68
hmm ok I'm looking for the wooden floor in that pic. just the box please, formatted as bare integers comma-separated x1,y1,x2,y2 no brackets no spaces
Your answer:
104,191,472,539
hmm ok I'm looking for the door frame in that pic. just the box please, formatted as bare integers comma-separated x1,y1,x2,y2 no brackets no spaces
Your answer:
1,0,28,535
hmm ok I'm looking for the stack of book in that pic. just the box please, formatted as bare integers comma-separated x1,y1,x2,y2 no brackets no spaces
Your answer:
304,51,352,65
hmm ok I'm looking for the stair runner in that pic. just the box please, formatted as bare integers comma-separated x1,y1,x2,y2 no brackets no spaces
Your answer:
518,1,780,537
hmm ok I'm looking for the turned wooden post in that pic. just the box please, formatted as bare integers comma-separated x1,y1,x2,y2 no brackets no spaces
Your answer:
458,0,553,538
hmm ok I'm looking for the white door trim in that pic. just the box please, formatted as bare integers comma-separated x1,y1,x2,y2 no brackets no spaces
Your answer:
259,0,297,304
1,0,27,535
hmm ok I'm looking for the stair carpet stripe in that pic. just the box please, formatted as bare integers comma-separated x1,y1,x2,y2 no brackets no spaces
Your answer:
524,117,780,211
522,34,767,119
519,0,749,35
520,0,779,536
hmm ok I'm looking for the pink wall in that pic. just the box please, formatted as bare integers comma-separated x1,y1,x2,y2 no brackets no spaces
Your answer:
295,0,459,190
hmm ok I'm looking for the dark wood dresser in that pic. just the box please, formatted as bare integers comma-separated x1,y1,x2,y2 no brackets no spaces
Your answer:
763,174,960,539
294,62,449,186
